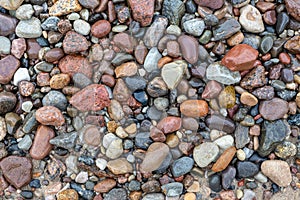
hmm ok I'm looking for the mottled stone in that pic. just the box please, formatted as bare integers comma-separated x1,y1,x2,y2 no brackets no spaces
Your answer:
0,92,17,115
94,179,116,193
0,0,24,10
161,60,187,89
218,86,236,109
195,0,224,10
206,62,241,85
143,16,168,48
237,161,259,178
57,189,79,200
49,0,82,16
285,0,300,22
213,18,241,41
239,5,264,33
202,80,223,99
91,20,111,38
240,65,267,90
205,115,235,133
284,36,300,54
0,55,20,84
36,106,65,126
162,0,185,26
15,17,42,38
252,86,274,100
63,31,89,54
59,55,93,78
128,0,155,26
180,100,209,118
157,117,181,134
234,124,250,149
222,166,236,190
259,98,289,121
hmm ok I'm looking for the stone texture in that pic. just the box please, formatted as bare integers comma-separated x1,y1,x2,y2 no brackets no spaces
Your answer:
69,84,110,112
193,142,219,168
63,31,89,54
205,115,235,133
50,74,70,89
212,18,241,41
0,92,17,115
59,55,93,78
239,5,265,33
0,55,20,84
0,0,24,10
57,189,79,200
0,13,18,36
94,179,116,193
36,106,65,126
180,100,209,118
285,0,300,22
241,92,258,106
194,0,224,10
162,0,185,26
91,20,111,38
206,62,241,85
284,36,300,54
161,60,187,89
240,65,267,90
15,17,42,38
128,0,155,26
157,117,182,134
259,98,289,121
0,156,32,188
115,62,138,78
49,0,82,16
107,158,133,175
218,86,236,109
212,146,236,172
221,44,258,71
178,35,199,64
11,38,26,59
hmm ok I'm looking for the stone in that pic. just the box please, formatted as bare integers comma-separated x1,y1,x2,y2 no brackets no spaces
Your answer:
115,62,138,78
59,55,93,78
94,179,116,193
140,142,169,172
166,41,180,57
0,55,20,84
239,5,264,33
144,47,162,72
240,65,267,90
42,91,68,111
171,157,194,177
218,86,236,109
212,146,236,172
70,84,110,112
50,132,77,149
157,117,182,134
91,20,111,38
285,0,300,22
41,16,60,31
284,36,300,54
106,138,123,159
194,0,224,10
259,98,288,121
63,31,89,54
15,17,42,38
206,62,241,85
0,13,18,36
17,135,32,151
57,189,79,200
240,92,258,106
209,174,222,192
113,33,137,54
128,0,155,26
276,12,289,34
26,39,41,59
252,86,274,100
50,74,70,89
234,124,250,149
125,76,147,92
202,80,222,99
104,188,127,200
49,0,82,16
44,48,64,63
0,0,24,10
193,142,219,168
221,44,258,71
183,19,205,37
258,120,289,157
83,125,101,146
222,166,236,190
0,92,17,115
73,19,90,36
162,0,185,26
143,16,168,48
0,156,32,188
5,112,21,134
213,18,241,41
260,36,273,54
107,158,133,175
263,10,277,25
237,161,259,178
0,117,6,141
108,100,124,121
161,60,187,89
30,125,55,160
16,4,34,20
206,115,235,133
36,106,65,126
178,35,199,64
261,160,292,187
275,141,297,159
13,68,30,86
0,36,11,54
180,100,209,118
214,135,234,150
161,182,183,197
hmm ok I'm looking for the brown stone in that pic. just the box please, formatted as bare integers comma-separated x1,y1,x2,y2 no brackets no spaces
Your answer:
50,74,70,89
59,55,93,78
259,98,289,121
128,0,155,26
27,39,41,60
167,41,181,57
158,56,173,68
240,92,258,106
220,190,236,200
157,116,182,134
57,20,72,34
107,158,133,175
0,55,20,84
221,44,259,71
194,0,224,10
0,156,32,188
36,106,65,126
57,189,79,200
91,20,111,38
44,48,64,63
0,13,18,36
227,32,244,47
11,38,26,59
180,100,209,118
30,125,55,160
19,81,35,97
202,80,222,99
240,65,267,90
37,72,50,86
285,0,300,22
249,125,260,136
78,0,99,9
0,92,17,115
178,35,199,64
83,125,101,146
113,79,131,103
150,126,166,142
113,33,137,54
94,179,116,193
263,10,277,25
256,2,275,13
134,44,148,65
284,36,300,54
108,1,116,22
101,74,115,87
212,146,236,172
49,0,82,16
279,52,291,65
69,84,110,112
115,62,138,78
63,31,89,54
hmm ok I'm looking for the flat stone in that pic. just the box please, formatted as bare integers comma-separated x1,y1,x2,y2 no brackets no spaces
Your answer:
234,124,250,149
213,135,234,150
206,62,241,85
49,0,82,16
240,92,258,106
144,47,162,72
63,31,89,54
259,98,289,121
261,160,292,187
180,100,209,118
59,55,93,78
30,125,55,160
213,18,241,41
0,55,20,84
140,142,170,172
106,138,123,159
237,161,259,178
107,158,133,175
104,188,127,200
276,12,289,34
113,32,137,54
260,36,274,54
0,0,24,10
162,0,185,26
57,189,78,200
239,5,264,33
128,0,155,26
212,146,236,172
0,13,18,36
42,90,68,111
221,44,258,71
161,60,187,89
94,179,116,193
36,106,65,126
194,0,224,10
50,132,77,149
205,115,235,133
183,19,205,37
15,17,42,38
171,157,194,177
0,156,32,188
222,166,236,190
193,142,219,168
178,35,199,64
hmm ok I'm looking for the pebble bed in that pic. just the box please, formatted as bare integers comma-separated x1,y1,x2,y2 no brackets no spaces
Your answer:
0,0,300,200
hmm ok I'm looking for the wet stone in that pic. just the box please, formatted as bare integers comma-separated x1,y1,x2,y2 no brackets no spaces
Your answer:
274,141,297,159
178,35,199,64
171,157,194,177
222,166,236,190
36,106,65,126
206,62,241,85
285,0,300,22
240,65,267,90
276,12,289,34
213,18,241,41
183,19,205,37
259,98,289,121
252,86,274,100
237,161,259,178
235,124,250,149
239,5,264,33
162,0,185,26
161,182,183,197
260,36,273,54
50,132,78,149
212,146,237,172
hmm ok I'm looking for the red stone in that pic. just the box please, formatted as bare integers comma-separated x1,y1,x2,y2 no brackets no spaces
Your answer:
150,126,166,142
194,0,224,10
91,20,111,38
69,84,111,112
202,80,223,99
63,31,89,54
128,0,155,26
59,55,93,78
11,38,26,59
0,55,20,84
36,106,65,126
157,116,182,134
279,52,291,65
285,0,300,22
221,44,259,71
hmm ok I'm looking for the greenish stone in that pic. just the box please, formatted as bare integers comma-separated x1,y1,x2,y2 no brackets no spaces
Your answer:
199,30,212,44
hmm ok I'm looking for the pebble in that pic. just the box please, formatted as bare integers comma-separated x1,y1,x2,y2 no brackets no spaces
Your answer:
240,65,267,90
63,31,89,54
213,18,241,41
235,124,250,149
36,106,65,126
83,125,101,146
183,19,205,37
0,117,6,141
41,16,60,31
260,36,273,54
49,0,82,16
202,80,222,99
0,0,24,10
209,174,222,192
30,125,54,159
276,12,289,34
242,189,256,200
162,0,185,26
17,135,32,151
44,48,64,63
0,92,17,115
161,182,183,197
194,0,223,10
91,20,111,38
259,98,288,121
274,141,297,159
144,47,162,72
104,188,127,200
50,74,70,89
0,36,11,54
15,17,42,38
128,0,155,26
213,135,234,150
0,13,17,36
206,62,241,85
285,0,300,22
212,146,236,172
106,138,123,159
0,156,32,188
94,178,116,193
15,4,34,20
180,100,208,118
144,16,168,48
222,166,236,190
178,35,199,64
218,86,236,109
206,115,235,133
42,90,68,110
193,142,219,168
261,160,292,187
284,36,300,54
239,5,265,33
162,60,187,89
50,132,77,149
171,157,194,177
57,189,79,200
73,19,90,36
237,161,259,178
0,55,20,84
252,86,274,100
240,92,258,106
107,158,133,175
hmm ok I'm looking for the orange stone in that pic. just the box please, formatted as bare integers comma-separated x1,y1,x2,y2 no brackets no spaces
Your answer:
180,100,209,118
212,146,236,172
36,106,65,126
221,44,259,71
115,62,138,78
157,116,182,134
94,179,116,193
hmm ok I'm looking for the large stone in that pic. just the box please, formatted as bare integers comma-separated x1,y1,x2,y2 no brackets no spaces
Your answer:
0,156,32,188
91,20,111,38
261,160,292,187
206,62,241,85
143,16,168,48
0,13,18,36
69,84,110,112
284,36,300,54
234,124,250,149
237,161,259,178
259,98,289,121
144,47,162,72
59,55,93,78
15,17,42,38
240,65,267,90
178,35,199,64
128,0,155,26
193,142,219,168
161,60,187,89
49,0,82,16
239,5,265,33
107,158,133,175
0,55,20,84
171,157,194,177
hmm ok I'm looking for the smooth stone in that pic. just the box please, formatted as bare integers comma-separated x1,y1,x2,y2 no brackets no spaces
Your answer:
142,193,164,200
209,174,222,192
206,62,241,85
193,142,219,168
206,115,235,133
178,35,199,64
73,19,90,35
235,124,250,149
194,0,224,10
237,161,259,178
171,157,194,177
222,166,236,190
161,60,187,89
105,138,123,159
285,0,300,22
49,0,82,16
50,132,77,149
260,36,273,54
261,160,292,187
125,76,147,92
183,19,205,37
15,4,34,20
212,146,236,172
157,117,182,134
161,182,183,197
0,92,17,115
276,12,289,34
252,86,274,100
15,17,42,38
284,36,300,54
36,106,65,126
42,91,67,111
186,0,197,13
147,77,168,97
0,55,20,84
143,16,168,48
180,100,209,117
259,98,288,121
0,0,24,10
0,36,11,54
213,135,234,150
104,188,127,200
106,158,133,175
0,13,18,36
258,120,289,157
91,20,111,38
218,86,236,109
202,80,222,99
63,31,89,54
162,0,185,26
212,18,241,41
239,5,264,33
144,47,162,72
0,117,6,141
5,112,21,134
78,0,99,9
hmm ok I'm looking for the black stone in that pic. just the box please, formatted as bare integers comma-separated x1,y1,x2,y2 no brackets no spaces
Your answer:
209,174,222,192
276,90,297,101
237,161,259,178
29,179,41,188
186,0,197,14
133,90,148,106
21,191,33,199
222,166,236,190
171,157,194,177
276,12,289,34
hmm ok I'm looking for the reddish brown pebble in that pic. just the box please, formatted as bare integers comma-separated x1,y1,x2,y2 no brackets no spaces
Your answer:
212,147,236,172
284,36,300,54
194,0,224,10
94,179,116,193
37,72,50,86
256,2,275,13
30,125,55,160
95,0,108,12
249,125,260,136
158,56,173,68
101,74,115,87
83,125,102,146
0,55,20,84
134,44,148,64
150,126,166,142
36,106,65,126
115,62,138,78
285,0,300,22
27,39,41,60
128,0,155,26
279,52,291,64
221,44,259,71
57,19,72,34
91,20,111,38
108,1,116,22
180,100,209,118
113,33,137,54
202,80,223,99
0,156,32,188
69,84,111,111
44,48,64,63
59,55,93,78
220,190,236,200
63,31,89,54
0,13,18,36
50,73,70,89
167,41,181,57
178,35,199,64
157,116,182,134
11,38,26,59
19,81,35,97
263,10,276,25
